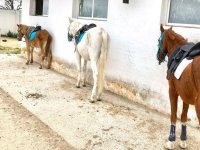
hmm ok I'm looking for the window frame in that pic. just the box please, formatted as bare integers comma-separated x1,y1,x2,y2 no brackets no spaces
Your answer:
29,0,49,17
164,0,200,28
78,0,108,21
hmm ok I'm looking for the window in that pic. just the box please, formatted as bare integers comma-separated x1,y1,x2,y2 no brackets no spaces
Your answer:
79,0,108,19
164,0,200,27
30,0,49,16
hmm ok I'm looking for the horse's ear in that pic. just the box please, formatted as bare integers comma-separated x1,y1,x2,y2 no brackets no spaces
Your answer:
160,24,164,32
68,17,73,23
17,24,20,27
168,30,175,40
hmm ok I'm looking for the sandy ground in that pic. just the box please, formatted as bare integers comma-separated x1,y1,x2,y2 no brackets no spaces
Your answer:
0,88,75,150
0,54,200,150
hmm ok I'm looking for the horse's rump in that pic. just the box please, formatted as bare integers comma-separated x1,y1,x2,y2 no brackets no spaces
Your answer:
191,56,200,90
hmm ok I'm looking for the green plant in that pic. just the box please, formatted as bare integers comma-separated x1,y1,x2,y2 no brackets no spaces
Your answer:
1,34,7,37
6,30,17,38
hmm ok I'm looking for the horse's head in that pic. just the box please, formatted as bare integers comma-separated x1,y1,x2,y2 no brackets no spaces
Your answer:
157,24,187,65
67,18,82,42
157,24,169,64
17,24,27,41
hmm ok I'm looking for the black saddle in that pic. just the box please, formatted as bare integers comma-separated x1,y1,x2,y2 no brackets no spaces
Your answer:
75,23,97,44
167,42,200,79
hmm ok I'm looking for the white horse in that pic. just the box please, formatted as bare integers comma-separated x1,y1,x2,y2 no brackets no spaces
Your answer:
68,19,109,103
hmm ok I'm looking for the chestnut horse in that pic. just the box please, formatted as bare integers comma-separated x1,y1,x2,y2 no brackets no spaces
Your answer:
17,24,52,69
157,24,200,149
68,19,109,103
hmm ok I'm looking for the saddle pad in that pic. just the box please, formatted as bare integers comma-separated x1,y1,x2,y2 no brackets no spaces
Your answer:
78,32,86,43
174,58,193,79
29,31,37,41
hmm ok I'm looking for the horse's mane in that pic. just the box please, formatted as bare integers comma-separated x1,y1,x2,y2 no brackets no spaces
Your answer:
69,21,83,36
167,29,187,45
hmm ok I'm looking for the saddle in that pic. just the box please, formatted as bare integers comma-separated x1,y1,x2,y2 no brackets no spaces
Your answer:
167,42,200,79
75,23,97,45
26,26,41,41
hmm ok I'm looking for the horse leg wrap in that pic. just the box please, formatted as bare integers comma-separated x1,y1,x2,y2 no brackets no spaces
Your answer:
179,124,187,149
180,125,187,141
168,125,176,141
164,125,176,149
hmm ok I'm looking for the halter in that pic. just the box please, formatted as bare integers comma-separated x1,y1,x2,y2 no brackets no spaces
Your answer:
157,31,167,64
68,32,74,41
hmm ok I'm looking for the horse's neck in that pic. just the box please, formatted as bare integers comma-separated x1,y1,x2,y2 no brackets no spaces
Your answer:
22,25,29,35
168,38,187,57
74,23,83,33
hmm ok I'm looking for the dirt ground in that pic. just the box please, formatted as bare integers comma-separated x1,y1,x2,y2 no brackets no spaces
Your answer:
0,88,75,150
0,54,200,150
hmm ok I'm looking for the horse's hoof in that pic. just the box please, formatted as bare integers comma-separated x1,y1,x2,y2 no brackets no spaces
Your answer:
76,85,80,88
25,61,29,65
82,84,86,87
179,140,187,149
89,99,96,103
39,66,42,69
97,97,101,101
164,141,175,150
30,60,33,63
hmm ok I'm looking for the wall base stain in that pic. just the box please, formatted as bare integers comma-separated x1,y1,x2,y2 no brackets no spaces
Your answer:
21,52,198,123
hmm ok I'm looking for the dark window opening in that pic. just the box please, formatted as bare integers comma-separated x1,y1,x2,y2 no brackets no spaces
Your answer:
36,0,43,15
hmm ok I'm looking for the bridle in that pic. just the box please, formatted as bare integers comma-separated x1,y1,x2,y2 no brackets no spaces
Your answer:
157,31,167,64
17,28,24,41
68,32,74,42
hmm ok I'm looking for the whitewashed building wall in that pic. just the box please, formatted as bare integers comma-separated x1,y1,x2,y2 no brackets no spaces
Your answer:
21,0,200,120
0,10,20,34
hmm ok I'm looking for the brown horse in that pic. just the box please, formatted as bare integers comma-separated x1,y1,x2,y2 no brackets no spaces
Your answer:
17,24,52,69
157,24,200,149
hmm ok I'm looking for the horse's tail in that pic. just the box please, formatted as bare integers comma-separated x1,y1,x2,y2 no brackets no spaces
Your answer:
45,34,52,69
98,30,109,96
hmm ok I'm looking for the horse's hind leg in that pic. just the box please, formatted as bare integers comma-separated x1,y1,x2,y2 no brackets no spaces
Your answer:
30,46,34,63
26,45,30,65
75,51,81,88
179,102,189,149
39,54,45,69
82,60,87,87
195,96,200,128
90,60,98,103
39,42,46,69
47,50,52,69
165,85,178,150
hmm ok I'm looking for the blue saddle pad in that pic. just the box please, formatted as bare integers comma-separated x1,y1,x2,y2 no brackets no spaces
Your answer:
78,32,86,43
29,31,37,41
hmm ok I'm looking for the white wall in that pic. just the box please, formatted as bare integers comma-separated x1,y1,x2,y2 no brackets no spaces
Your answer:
0,10,20,34
21,0,200,119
